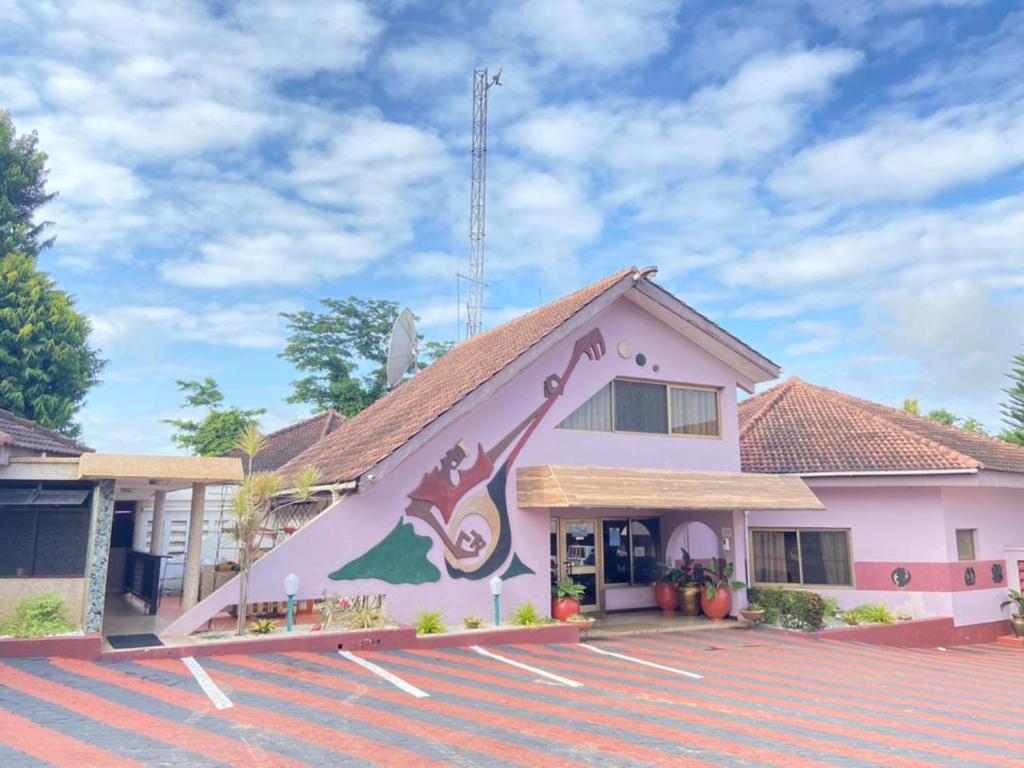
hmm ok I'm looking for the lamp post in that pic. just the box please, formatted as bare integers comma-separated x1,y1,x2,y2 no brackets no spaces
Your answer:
489,576,503,627
283,573,300,632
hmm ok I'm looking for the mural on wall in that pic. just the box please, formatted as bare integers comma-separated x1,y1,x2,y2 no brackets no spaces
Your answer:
964,566,976,586
991,563,1004,584
331,328,607,584
890,567,911,588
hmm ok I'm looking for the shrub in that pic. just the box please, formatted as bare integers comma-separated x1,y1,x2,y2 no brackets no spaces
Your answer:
0,594,75,638
747,587,825,631
841,603,898,626
248,618,277,635
511,602,544,627
821,596,841,618
463,615,484,630
345,598,387,630
415,610,446,635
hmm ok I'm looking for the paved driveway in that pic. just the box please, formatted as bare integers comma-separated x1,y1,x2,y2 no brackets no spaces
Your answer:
0,629,1020,766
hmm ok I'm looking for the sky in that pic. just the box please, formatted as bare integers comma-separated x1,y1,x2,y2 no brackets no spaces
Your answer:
1,0,1022,453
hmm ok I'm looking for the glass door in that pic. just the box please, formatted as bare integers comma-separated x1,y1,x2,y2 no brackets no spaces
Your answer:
559,519,600,612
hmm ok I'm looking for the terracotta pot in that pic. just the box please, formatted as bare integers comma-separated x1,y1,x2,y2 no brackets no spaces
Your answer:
740,609,765,623
551,596,580,622
654,582,679,615
701,588,732,620
1011,615,1024,639
677,584,701,616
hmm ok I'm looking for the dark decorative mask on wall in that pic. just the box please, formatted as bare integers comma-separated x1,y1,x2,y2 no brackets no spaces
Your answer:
964,566,976,587
890,567,911,588
991,563,1004,584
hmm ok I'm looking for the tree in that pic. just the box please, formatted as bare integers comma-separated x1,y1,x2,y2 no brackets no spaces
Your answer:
0,251,104,437
925,408,958,426
280,298,454,417
163,378,265,456
902,398,920,416
1000,347,1024,446
1,110,56,259
902,398,987,434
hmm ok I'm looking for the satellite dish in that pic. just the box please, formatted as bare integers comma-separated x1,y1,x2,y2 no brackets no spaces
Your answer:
386,308,419,389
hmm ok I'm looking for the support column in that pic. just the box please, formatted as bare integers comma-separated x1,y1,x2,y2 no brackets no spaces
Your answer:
180,483,206,612
84,479,116,634
149,490,168,555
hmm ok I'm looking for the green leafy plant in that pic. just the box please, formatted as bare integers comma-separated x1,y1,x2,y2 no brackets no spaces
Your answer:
1000,589,1024,615
701,558,746,599
747,586,826,630
553,576,586,601
248,618,277,635
511,602,545,627
841,603,898,625
346,596,386,630
463,615,484,630
415,609,446,635
821,596,841,618
0,594,75,638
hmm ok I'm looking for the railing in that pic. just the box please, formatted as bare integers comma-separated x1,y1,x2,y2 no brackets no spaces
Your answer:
124,550,166,615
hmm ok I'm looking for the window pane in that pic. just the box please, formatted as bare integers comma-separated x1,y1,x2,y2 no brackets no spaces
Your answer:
602,519,630,585
558,383,613,431
799,531,852,586
630,519,660,584
753,530,800,584
956,529,976,561
564,521,596,568
613,381,668,433
670,388,720,436
0,509,36,576
33,508,91,577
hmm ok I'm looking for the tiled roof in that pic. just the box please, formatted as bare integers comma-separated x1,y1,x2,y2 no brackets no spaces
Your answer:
739,378,1024,475
224,411,345,473
279,267,638,484
0,410,91,457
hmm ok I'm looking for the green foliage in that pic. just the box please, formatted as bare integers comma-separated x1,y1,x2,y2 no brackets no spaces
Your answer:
0,252,105,438
511,602,545,627
747,587,825,631
553,576,585,601
1000,589,1024,615
0,594,75,638
162,378,265,456
344,595,387,630
821,596,841,618
701,557,746,599
841,603,898,625
1,111,55,258
415,609,446,635
925,408,957,426
902,398,919,416
463,615,484,629
1000,348,1024,446
248,618,277,635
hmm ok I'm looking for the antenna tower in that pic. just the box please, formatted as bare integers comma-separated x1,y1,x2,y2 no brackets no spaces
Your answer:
465,67,500,338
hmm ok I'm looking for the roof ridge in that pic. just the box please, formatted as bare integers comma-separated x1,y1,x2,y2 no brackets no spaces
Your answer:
261,410,340,441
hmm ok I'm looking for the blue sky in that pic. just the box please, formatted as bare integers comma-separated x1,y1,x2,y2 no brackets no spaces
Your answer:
1,0,1022,452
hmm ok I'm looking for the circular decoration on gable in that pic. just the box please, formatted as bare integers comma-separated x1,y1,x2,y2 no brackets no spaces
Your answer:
635,353,647,367
890,567,911,588
964,566,976,587
991,563,1004,584
653,364,660,373
617,341,632,359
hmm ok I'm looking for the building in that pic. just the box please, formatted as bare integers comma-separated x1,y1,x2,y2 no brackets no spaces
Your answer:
739,377,1024,643
164,266,823,635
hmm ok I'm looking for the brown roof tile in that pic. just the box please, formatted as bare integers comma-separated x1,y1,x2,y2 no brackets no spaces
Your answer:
224,410,345,473
279,267,638,483
0,410,91,457
739,378,1024,475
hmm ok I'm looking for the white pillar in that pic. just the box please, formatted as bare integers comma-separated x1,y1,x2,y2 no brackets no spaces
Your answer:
148,490,168,555
181,483,206,611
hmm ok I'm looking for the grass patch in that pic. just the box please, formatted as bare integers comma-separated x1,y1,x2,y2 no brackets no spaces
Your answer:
0,594,76,638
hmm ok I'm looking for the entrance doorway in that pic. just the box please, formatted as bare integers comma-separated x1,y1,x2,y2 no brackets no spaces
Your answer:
552,519,600,612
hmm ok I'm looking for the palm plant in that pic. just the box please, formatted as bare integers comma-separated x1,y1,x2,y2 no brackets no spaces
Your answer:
701,557,746,600
1000,589,1024,615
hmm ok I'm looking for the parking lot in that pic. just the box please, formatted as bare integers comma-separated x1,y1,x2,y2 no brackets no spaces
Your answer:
0,628,1021,766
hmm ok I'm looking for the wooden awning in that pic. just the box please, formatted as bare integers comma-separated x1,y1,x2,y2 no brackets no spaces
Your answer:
517,465,824,511
78,453,243,484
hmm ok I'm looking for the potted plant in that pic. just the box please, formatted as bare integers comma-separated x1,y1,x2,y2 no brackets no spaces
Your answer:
567,612,596,639
552,576,585,621
739,602,765,623
1000,589,1024,638
675,549,702,617
701,557,746,620
653,565,683,615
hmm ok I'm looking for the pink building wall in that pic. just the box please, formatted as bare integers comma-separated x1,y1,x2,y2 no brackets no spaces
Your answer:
164,297,753,635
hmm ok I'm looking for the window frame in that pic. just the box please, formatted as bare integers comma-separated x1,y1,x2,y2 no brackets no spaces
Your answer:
955,528,977,562
599,516,663,588
749,526,855,589
559,377,723,440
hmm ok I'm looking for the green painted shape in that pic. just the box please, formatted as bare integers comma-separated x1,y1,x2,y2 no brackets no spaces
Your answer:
499,552,535,581
329,521,441,584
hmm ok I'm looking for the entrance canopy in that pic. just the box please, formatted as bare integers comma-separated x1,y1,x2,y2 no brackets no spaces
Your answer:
517,465,823,511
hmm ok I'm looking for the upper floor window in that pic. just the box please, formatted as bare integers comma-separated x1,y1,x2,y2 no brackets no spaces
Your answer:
558,378,721,438
955,529,976,561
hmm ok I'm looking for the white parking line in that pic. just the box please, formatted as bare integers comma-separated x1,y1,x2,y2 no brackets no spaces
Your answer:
338,650,430,698
182,657,234,709
579,643,703,679
470,645,584,688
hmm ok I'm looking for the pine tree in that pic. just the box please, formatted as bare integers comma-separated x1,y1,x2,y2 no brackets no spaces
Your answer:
1000,347,1024,446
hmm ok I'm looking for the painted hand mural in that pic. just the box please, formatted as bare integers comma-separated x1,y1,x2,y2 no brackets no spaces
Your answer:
330,328,607,585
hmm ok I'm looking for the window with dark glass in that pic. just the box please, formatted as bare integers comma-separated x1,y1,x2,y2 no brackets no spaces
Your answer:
600,517,661,585
613,380,668,433
0,485,92,578
752,528,852,587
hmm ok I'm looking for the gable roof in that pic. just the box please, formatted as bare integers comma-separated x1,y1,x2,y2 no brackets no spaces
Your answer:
0,410,91,457
224,410,345,473
739,377,1024,475
281,266,777,486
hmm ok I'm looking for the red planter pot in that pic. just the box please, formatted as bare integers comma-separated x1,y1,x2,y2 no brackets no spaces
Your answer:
701,588,732,620
551,596,580,622
654,583,679,615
